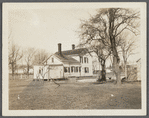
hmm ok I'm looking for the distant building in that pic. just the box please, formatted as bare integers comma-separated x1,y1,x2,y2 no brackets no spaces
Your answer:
34,43,93,80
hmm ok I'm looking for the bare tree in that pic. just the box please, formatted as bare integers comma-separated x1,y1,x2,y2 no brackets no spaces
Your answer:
79,8,140,85
92,59,98,72
78,41,111,81
118,33,137,80
32,49,49,65
8,27,23,79
90,42,111,81
9,43,23,78
24,48,36,77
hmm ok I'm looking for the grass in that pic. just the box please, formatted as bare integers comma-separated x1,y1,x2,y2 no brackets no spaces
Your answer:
9,78,141,110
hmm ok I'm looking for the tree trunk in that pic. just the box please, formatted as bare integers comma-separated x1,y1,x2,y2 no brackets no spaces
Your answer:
97,63,101,81
123,50,127,80
101,60,106,81
11,63,15,80
124,62,127,79
113,56,121,86
109,9,121,86
27,65,30,79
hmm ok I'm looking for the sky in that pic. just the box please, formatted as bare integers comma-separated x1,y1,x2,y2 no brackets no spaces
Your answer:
8,6,141,65
8,8,97,54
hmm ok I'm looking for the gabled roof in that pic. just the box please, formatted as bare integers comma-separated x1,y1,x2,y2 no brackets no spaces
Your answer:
43,48,90,65
54,52,80,65
61,48,88,56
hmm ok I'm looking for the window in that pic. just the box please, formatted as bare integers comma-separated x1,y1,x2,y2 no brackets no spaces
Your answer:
87,68,89,73
76,67,78,72
71,66,74,72
52,58,54,63
68,67,70,73
80,57,83,63
84,67,89,73
81,57,83,63
84,57,88,63
64,67,70,73
64,67,67,73
79,67,81,72
84,57,86,63
39,68,43,74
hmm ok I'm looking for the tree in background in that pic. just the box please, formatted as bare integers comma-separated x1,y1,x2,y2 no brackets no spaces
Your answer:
78,40,111,81
8,28,23,79
92,59,98,72
90,42,111,81
24,48,36,77
9,43,23,78
33,49,49,65
118,33,137,80
79,8,140,85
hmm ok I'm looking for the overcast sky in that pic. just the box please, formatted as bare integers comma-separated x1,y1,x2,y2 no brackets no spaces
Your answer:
8,8,97,54
8,4,141,64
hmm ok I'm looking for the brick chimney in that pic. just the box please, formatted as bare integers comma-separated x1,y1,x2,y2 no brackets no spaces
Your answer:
58,43,62,54
72,44,75,50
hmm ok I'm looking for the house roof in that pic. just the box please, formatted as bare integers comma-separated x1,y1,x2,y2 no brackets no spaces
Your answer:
54,52,80,65
43,48,89,65
60,48,88,56
53,48,90,65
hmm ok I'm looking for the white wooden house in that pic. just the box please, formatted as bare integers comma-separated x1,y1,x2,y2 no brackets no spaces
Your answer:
34,43,93,80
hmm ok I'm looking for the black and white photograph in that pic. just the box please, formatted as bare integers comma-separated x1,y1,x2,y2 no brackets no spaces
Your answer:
2,2,146,116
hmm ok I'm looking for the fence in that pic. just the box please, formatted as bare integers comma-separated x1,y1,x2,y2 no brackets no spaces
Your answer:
9,74,34,80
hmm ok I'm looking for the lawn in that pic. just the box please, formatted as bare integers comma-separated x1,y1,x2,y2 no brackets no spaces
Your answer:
9,78,141,110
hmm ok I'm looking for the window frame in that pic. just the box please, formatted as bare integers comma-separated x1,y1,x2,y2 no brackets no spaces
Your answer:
84,67,89,73
76,67,78,72
81,57,83,63
68,67,70,73
64,67,67,73
71,66,74,73
80,57,82,63
84,57,86,63
79,67,81,72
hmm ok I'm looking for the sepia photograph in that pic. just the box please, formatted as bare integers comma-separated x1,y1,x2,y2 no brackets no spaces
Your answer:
2,2,146,116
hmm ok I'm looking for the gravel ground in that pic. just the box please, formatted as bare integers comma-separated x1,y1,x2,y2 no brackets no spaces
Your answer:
9,79,141,110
